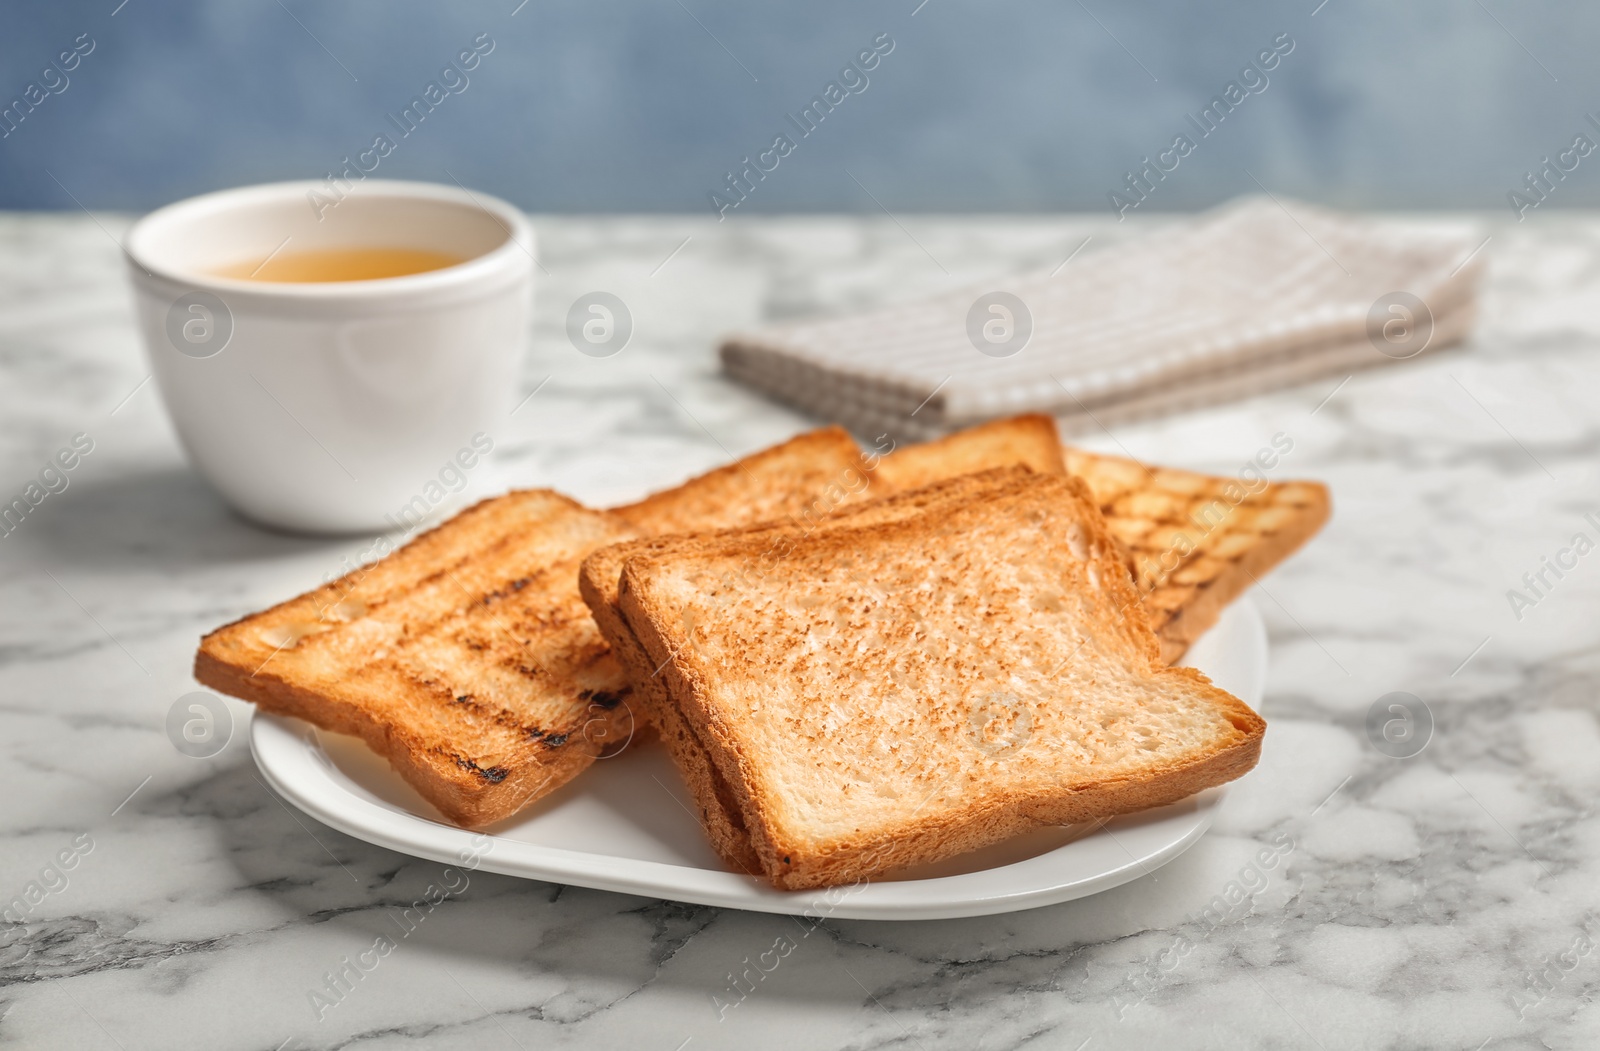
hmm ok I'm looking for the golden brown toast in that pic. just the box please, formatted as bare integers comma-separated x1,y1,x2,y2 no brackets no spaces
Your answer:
583,417,1071,870
1062,447,1331,662
196,427,882,832
616,470,1265,889
581,470,1038,873
195,491,639,829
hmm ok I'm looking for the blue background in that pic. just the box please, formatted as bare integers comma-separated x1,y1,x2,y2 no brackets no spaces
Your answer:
1,1,1596,217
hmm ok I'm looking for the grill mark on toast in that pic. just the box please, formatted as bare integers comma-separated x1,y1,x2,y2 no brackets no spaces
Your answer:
579,687,629,709
366,526,539,614
478,572,541,606
431,685,578,743
447,751,512,783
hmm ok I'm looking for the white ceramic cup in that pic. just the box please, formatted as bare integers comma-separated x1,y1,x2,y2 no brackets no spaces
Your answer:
125,179,533,534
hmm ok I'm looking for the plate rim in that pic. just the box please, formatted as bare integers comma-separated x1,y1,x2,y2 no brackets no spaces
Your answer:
250,598,1266,920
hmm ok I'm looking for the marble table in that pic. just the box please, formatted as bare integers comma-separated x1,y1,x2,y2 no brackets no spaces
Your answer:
2,209,1598,1051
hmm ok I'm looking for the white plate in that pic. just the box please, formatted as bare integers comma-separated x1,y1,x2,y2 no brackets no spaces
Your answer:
252,599,1266,920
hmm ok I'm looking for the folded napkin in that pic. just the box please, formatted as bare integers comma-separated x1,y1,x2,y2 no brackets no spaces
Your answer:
721,197,1486,439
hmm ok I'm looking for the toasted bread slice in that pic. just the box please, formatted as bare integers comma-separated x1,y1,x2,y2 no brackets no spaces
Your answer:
196,427,876,832
1062,447,1331,662
195,491,639,829
617,470,1266,889
871,413,1066,494
581,469,1035,873
609,425,874,535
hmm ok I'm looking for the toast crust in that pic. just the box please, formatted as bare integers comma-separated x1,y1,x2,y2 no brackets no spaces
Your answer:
578,540,764,873
196,490,638,829
618,471,1265,889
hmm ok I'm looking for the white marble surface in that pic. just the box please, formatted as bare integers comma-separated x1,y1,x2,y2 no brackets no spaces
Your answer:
2,209,1599,1050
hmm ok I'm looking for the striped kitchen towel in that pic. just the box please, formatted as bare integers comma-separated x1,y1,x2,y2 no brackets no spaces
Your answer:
720,196,1486,440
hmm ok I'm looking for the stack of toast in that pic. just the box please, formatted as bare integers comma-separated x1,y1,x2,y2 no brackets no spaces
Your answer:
197,414,1328,888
